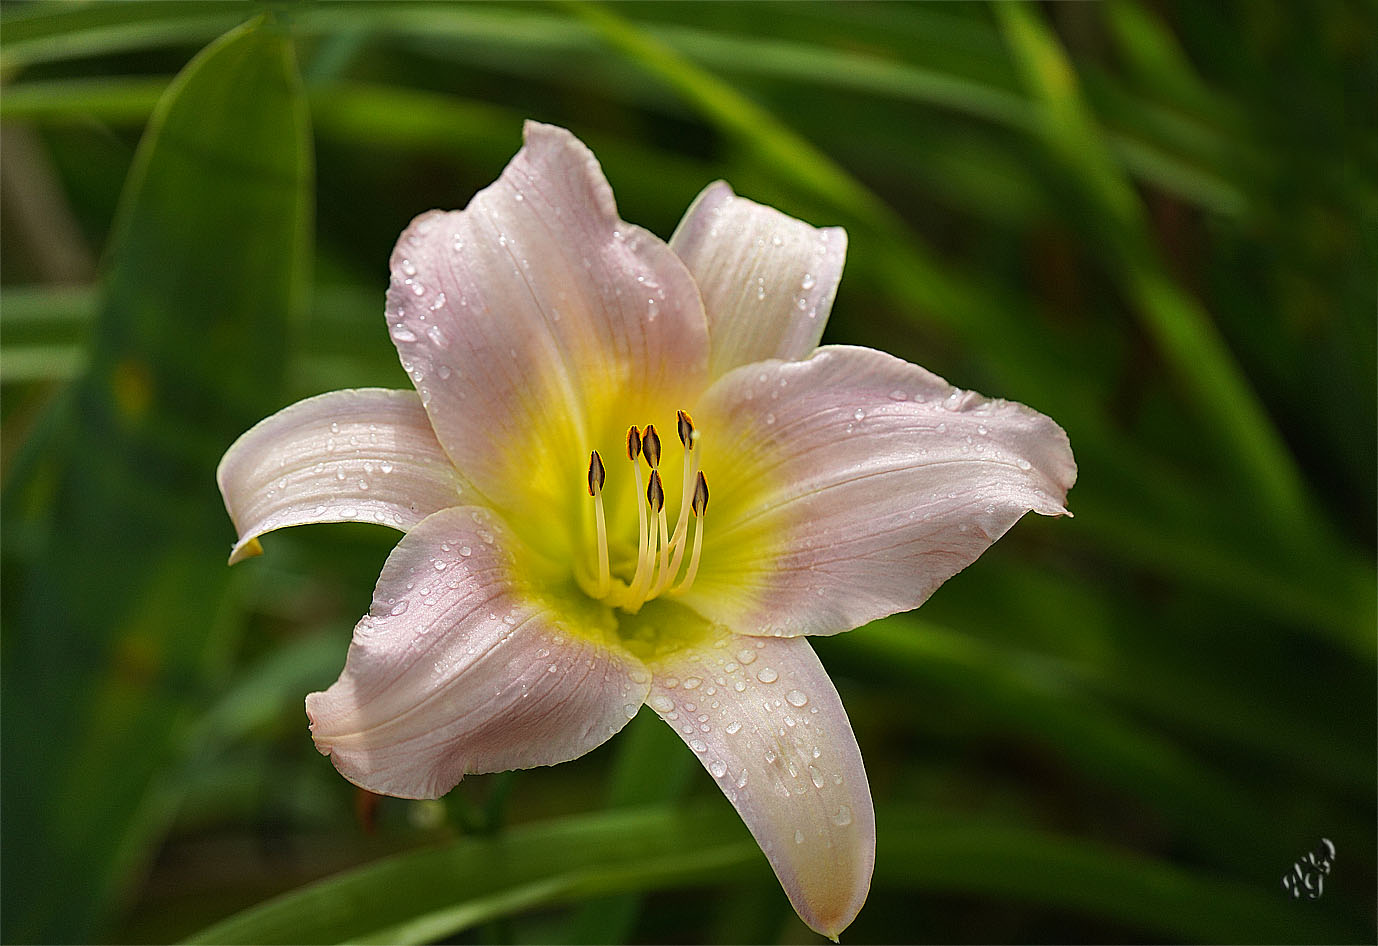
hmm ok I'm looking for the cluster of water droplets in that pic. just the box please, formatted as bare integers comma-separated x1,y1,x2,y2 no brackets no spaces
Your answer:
644,634,857,849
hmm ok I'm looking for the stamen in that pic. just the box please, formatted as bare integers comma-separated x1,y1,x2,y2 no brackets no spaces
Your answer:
655,410,699,595
625,469,664,610
671,472,709,596
587,449,606,496
643,424,661,469
588,451,610,596
621,427,651,606
649,469,671,591
676,409,694,446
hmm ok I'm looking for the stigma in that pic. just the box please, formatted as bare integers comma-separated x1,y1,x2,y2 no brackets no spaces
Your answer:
583,411,709,613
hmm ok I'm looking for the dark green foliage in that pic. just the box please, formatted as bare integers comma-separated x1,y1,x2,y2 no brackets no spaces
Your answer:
1,2,1372,942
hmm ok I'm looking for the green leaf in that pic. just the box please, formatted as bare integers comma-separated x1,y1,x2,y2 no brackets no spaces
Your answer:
0,15,312,941
183,801,1359,944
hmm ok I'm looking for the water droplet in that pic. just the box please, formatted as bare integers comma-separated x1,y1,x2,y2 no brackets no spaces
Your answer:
832,805,854,826
380,461,394,474
725,720,742,735
853,408,866,421
786,689,808,707
808,764,825,788
650,694,674,713
1017,458,1032,470
709,759,727,778
801,272,816,289
459,545,472,556
623,703,639,718
689,738,707,753
400,258,417,276
437,364,452,380
794,829,805,845
765,412,776,425
888,389,908,401
683,677,702,690
514,192,524,202
433,560,447,572
737,648,757,665
756,667,778,684
664,677,680,689
390,601,409,616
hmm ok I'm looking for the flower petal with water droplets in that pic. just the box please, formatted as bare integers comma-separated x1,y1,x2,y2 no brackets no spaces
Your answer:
385,122,710,528
306,506,651,799
216,388,463,564
671,181,847,378
645,631,873,940
687,345,1077,636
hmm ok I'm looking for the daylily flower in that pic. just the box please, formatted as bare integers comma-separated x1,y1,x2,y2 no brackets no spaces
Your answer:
218,122,1075,939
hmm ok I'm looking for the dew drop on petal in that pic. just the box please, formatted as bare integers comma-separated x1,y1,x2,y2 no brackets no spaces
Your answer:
623,703,640,718
794,829,805,845
683,677,702,690
756,667,778,684
786,689,808,707
737,648,757,665
390,601,409,616
725,720,742,735
650,694,674,713
801,272,816,290
689,738,707,753
808,764,825,788
709,759,727,778
833,805,854,827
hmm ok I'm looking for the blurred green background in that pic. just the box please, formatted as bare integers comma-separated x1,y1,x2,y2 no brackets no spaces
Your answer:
1,1,1373,943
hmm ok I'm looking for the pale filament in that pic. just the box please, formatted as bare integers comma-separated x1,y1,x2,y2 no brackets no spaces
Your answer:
585,415,708,613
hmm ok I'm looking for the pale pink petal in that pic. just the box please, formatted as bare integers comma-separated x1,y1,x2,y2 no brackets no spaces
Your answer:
686,345,1077,636
385,121,710,523
306,506,650,799
216,389,463,564
645,630,873,939
670,181,846,377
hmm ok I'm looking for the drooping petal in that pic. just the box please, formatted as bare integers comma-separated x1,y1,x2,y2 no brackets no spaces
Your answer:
216,388,463,564
645,630,873,939
670,182,846,377
686,345,1077,637
306,505,650,799
384,122,710,532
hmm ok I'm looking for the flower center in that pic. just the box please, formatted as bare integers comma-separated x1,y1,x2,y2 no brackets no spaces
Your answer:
581,411,709,614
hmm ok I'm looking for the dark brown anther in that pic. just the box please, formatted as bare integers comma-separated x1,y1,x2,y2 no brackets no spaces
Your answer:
691,471,709,517
642,425,662,469
677,410,695,447
646,469,665,512
626,425,642,461
587,450,606,496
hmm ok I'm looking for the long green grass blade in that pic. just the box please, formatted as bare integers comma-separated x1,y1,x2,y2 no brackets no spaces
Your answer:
0,15,312,941
993,2,1312,533
182,800,1358,944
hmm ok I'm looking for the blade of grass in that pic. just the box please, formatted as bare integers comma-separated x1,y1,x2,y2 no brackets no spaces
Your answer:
0,15,312,940
182,799,1360,944
993,2,1312,536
